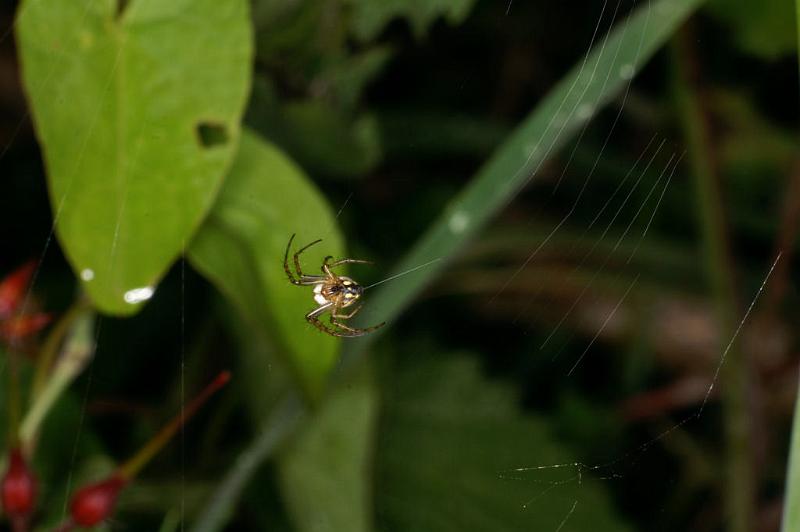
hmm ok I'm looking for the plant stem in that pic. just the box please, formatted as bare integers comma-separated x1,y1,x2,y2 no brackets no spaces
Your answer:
18,311,95,453
119,371,231,479
672,27,754,532
31,299,89,401
6,348,21,446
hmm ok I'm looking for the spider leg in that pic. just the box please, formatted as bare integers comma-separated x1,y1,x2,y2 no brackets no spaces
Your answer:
330,258,373,267
284,234,323,285
333,304,363,320
294,238,323,278
308,315,351,337
322,255,372,276
284,234,301,285
306,302,333,320
298,275,327,285
305,302,384,338
306,303,349,337
322,258,335,278
329,314,386,337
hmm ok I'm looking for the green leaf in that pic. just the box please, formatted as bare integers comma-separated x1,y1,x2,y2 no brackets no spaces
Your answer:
247,79,382,179
16,0,253,315
345,0,478,41
282,101,381,178
344,0,706,359
324,47,394,112
253,0,328,61
222,298,295,425
375,353,632,532
188,129,344,398
706,0,796,60
278,368,378,532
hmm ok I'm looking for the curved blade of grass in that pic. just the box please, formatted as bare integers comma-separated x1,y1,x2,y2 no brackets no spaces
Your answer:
782,384,800,531
780,5,800,529
344,0,705,359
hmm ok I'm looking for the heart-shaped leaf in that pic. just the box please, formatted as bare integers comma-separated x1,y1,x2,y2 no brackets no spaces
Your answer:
16,0,253,314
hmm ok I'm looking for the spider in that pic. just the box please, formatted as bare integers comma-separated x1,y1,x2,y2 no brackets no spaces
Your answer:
284,234,385,338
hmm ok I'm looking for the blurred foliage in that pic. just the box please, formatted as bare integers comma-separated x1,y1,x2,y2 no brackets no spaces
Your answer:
1,0,800,531
344,0,478,41
707,0,796,60
247,78,384,178
373,351,631,532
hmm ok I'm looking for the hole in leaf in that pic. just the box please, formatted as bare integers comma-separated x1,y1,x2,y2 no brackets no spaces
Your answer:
115,0,131,20
196,122,229,148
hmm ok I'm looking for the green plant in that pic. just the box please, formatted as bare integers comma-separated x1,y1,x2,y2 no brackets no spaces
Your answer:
3,0,798,530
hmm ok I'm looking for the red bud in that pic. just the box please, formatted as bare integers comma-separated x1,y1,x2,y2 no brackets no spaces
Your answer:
0,313,51,342
0,262,36,320
63,372,230,528
1,448,37,519
69,475,126,527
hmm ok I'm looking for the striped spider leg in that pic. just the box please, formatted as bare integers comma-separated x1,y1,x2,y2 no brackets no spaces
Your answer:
284,234,385,338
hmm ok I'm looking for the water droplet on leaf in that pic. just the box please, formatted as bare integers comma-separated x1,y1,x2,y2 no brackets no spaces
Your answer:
123,286,154,304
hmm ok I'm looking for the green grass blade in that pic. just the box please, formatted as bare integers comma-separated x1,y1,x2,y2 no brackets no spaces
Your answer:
781,5,800,528
783,386,800,531
346,0,705,357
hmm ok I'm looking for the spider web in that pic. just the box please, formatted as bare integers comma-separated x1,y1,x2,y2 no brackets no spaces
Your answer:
0,0,790,531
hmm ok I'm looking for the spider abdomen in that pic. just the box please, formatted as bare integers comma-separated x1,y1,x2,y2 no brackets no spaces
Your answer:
313,284,330,305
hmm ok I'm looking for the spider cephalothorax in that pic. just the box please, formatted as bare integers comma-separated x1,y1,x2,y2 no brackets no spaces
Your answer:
284,234,385,338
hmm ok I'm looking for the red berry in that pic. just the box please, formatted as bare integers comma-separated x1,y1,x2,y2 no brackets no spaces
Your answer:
0,262,36,320
70,475,126,527
1,448,37,517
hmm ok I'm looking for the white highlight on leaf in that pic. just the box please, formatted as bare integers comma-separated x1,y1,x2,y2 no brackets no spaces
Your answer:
619,63,635,80
123,286,155,304
448,211,470,234
576,103,595,120
80,269,95,281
